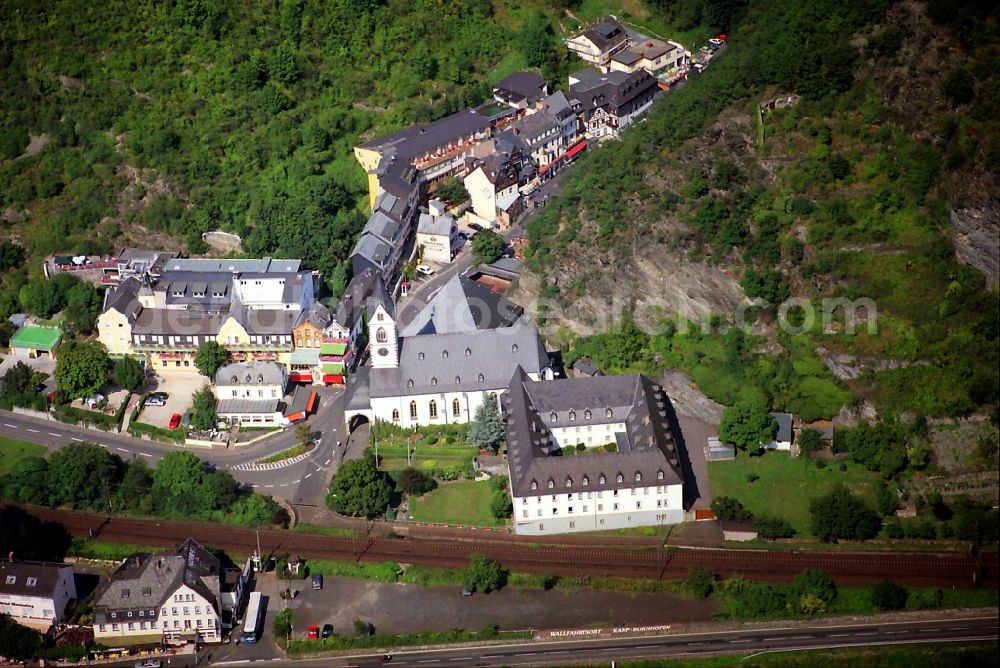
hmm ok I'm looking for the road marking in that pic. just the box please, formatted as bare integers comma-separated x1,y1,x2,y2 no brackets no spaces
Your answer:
687,642,704,646
3,423,17,429
828,633,850,637
917,629,940,633
98,443,109,448
117,447,129,453
304,473,312,478
140,452,152,458
885,631,906,634
730,639,752,643
949,627,969,631
48,432,61,436
264,484,274,488
770,637,788,641
854,631,877,636
324,459,331,465
26,428,39,433
71,437,83,441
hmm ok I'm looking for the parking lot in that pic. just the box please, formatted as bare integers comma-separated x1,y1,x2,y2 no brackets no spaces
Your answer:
137,373,210,428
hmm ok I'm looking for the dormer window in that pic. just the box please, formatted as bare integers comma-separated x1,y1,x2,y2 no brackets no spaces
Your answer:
565,477,572,488
407,379,414,388
616,473,624,483
245,375,252,383
582,476,589,486
584,409,591,420
599,474,606,485
606,407,613,418
418,352,425,360
231,376,238,383
442,350,449,358
431,377,437,386
550,412,557,422
455,376,461,384
257,374,263,383
478,373,485,382
26,577,37,586
465,348,472,356
531,480,538,490
569,411,576,421
635,472,642,482
511,344,518,353
657,470,664,480
547,479,555,489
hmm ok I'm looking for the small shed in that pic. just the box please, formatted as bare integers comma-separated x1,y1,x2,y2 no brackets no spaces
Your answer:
721,520,759,542
706,436,735,461
572,356,603,377
9,325,62,359
287,554,301,575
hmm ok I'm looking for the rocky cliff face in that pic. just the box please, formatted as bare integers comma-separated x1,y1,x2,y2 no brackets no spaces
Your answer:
950,203,1000,285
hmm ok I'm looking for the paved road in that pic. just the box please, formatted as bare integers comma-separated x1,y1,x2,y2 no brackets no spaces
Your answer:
206,615,998,667
0,386,348,507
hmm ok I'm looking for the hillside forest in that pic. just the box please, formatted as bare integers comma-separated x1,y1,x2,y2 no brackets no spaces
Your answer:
1,0,998,424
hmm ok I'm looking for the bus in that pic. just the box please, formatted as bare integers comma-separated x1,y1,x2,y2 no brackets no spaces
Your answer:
240,592,264,643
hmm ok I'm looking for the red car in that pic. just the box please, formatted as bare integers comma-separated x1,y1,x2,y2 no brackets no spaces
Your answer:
168,413,182,429
307,625,320,640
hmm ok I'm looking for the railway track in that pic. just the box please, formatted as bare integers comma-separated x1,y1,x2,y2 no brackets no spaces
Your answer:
23,506,996,588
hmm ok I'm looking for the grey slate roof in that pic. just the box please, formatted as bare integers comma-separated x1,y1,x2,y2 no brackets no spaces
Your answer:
572,356,602,376
217,398,281,414
511,110,560,145
215,361,287,387
400,274,522,337
540,90,576,123
493,72,548,105
359,109,492,162
770,412,793,443
504,369,684,498
369,323,546,398
333,269,379,330
296,301,331,331
0,561,70,599
104,277,142,322
417,212,455,237
363,210,404,245
93,538,221,625
352,234,392,270
366,276,396,321
569,67,658,117
132,309,226,337
582,16,627,51
611,48,641,66
238,308,300,335
164,258,301,273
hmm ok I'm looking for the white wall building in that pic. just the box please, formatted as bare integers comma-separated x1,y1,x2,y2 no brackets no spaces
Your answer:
416,206,459,265
0,561,76,632
213,361,288,426
505,370,686,535
93,539,224,645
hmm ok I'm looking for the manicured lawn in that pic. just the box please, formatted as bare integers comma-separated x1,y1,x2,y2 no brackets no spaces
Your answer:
0,436,46,475
407,480,505,527
708,451,881,536
377,445,478,472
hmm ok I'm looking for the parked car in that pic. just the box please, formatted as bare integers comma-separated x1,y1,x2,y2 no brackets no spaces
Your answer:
146,394,167,407
321,623,334,639
416,265,434,276
312,574,323,590
307,625,320,640
168,413,182,429
468,222,484,232
462,588,473,596
135,660,162,668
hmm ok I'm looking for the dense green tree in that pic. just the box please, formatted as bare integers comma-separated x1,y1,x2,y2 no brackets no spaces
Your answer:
519,11,555,70
754,516,796,540
63,281,103,335
228,493,280,526
870,579,908,610
55,340,110,400
711,496,753,522
113,356,145,392
190,387,217,430
684,566,716,598
18,279,63,318
0,241,25,272
0,613,43,661
115,458,153,510
788,569,837,610
433,177,467,206
721,577,787,617
195,341,228,379
719,402,775,451
797,428,823,455
809,485,882,542
211,470,240,510
397,467,435,496
0,456,50,505
151,451,209,514
469,393,505,453
874,481,898,517
326,452,393,518
462,553,506,593
472,229,505,265
46,442,122,509
489,489,513,520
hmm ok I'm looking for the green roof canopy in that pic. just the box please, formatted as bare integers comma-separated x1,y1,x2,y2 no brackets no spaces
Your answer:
10,325,62,351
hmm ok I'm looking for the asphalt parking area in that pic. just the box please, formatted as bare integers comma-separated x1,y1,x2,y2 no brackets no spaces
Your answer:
138,373,210,428
289,575,718,638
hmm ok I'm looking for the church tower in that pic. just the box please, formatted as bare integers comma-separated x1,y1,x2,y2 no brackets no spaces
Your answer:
367,279,398,369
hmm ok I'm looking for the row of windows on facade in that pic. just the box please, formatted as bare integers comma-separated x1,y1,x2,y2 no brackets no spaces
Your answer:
529,470,666,490
99,617,215,632
373,329,519,359
230,389,279,398
4,575,38,586
295,334,323,348
392,392,499,421
522,498,670,517
108,603,208,620
135,334,291,345
550,408,614,422
406,373,486,388
523,486,671,503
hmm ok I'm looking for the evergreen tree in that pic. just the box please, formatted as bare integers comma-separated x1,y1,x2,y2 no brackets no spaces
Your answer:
469,394,505,453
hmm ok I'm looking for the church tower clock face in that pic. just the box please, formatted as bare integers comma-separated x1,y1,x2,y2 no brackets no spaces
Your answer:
377,348,389,357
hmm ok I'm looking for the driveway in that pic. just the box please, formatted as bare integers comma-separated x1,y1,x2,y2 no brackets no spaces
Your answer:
139,373,210,428
0,351,56,378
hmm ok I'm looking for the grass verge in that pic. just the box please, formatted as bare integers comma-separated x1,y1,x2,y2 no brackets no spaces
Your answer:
257,442,312,465
0,435,46,474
